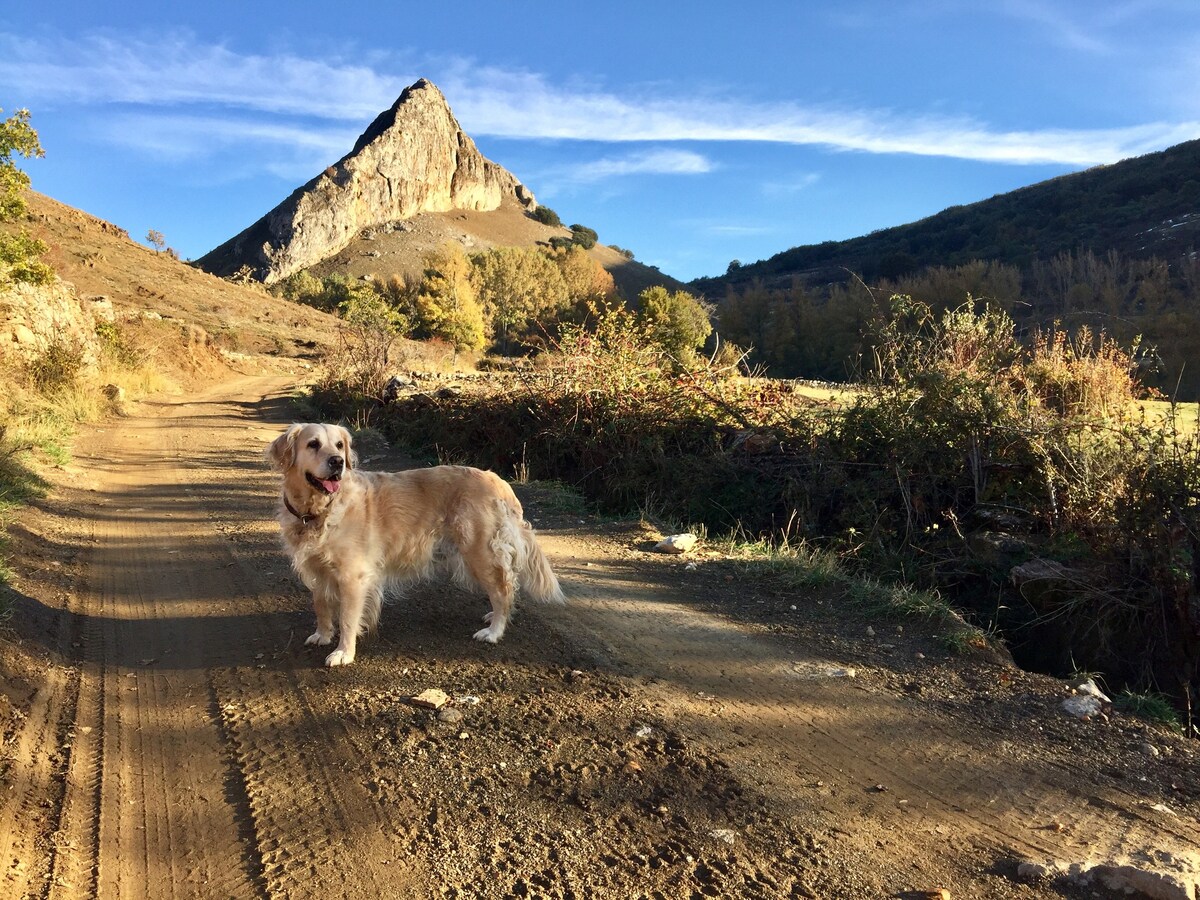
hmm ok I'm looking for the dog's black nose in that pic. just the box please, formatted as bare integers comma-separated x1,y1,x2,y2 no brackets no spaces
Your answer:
328,455,345,472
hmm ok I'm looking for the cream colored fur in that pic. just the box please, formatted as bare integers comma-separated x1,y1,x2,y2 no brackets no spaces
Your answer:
266,423,564,667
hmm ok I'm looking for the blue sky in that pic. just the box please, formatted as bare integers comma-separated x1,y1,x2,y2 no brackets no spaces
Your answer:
3,1,1199,282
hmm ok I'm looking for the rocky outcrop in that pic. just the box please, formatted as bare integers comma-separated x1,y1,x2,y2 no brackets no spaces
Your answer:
0,279,102,368
197,79,536,284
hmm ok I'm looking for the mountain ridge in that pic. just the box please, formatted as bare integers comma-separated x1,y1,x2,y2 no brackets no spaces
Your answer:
693,138,1200,294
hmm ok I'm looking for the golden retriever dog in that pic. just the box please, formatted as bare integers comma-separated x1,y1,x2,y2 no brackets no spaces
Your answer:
266,422,564,666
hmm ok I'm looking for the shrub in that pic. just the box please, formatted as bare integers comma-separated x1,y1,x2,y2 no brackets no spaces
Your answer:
637,286,714,367
318,290,1200,724
26,339,86,392
0,231,53,285
530,206,561,227
313,284,409,413
95,320,141,368
569,224,598,250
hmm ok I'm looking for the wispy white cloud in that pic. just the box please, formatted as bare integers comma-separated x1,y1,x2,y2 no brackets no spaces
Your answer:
762,173,821,196
2,31,1198,170
100,113,355,159
995,0,1194,54
0,33,404,120
566,149,714,184
996,0,1113,53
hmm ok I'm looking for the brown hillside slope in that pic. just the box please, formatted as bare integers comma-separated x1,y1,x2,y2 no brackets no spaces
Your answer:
19,191,337,364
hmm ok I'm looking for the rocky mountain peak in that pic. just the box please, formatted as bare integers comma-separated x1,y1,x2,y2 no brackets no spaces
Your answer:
197,79,536,284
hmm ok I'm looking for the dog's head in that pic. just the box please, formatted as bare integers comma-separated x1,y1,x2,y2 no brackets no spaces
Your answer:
267,423,356,497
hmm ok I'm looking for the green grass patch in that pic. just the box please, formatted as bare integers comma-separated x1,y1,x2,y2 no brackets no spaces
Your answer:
1115,690,1183,732
719,532,994,655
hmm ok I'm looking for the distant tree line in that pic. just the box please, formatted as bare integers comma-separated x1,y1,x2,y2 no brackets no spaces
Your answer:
698,138,1200,295
715,249,1200,398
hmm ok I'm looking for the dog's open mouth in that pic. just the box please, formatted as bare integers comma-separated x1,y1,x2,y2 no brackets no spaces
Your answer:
306,472,342,494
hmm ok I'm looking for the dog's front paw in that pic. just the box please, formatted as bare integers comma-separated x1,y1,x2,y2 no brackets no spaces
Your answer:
305,630,333,646
325,648,355,666
472,626,501,644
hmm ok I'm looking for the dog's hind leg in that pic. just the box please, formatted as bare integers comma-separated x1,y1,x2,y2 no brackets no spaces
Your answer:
473,580,513,644
455,505,521,644
467,550,516,644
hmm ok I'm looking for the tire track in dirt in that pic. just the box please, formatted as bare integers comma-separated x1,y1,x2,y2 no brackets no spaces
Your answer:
0,663,76,897
45,386,273,900
537,550,1200,894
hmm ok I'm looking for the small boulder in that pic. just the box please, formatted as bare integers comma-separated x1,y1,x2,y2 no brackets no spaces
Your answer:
654,533,697,554
409,689,450,710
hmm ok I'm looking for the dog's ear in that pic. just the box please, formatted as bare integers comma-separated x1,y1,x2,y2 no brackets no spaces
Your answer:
266,424,304,472
339,425,358,469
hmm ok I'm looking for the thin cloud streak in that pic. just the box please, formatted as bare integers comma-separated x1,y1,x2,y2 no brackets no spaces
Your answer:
3,31,1198,168
100,113,357,160
762,173,821,195
997,0,1113,53
0,33,405,121
569,149,714,184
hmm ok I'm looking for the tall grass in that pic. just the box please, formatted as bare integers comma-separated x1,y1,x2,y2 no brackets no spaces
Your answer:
0,320,169,594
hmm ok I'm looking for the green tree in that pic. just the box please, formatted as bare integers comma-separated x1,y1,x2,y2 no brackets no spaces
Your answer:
324,284,409,400
638,285,713,365
0,108,52,287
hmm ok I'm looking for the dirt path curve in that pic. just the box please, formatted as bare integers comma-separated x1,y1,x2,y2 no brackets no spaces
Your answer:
13,375,410,900
1,372,1198,900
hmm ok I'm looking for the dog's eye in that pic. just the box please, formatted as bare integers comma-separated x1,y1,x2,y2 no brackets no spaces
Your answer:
307,439,320,450
336,441,344,450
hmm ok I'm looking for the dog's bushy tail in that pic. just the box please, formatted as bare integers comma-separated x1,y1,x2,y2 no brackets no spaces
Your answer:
520,522,565,604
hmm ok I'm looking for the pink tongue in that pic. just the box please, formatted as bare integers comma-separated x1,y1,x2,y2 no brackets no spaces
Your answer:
321,479,341,494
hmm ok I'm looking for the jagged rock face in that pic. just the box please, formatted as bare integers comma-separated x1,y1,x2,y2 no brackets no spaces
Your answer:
1,279,102,368
197,79,536,284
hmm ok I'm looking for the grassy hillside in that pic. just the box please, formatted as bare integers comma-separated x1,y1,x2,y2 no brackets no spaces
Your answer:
20,191,338,365
695,138,1200,293
301,199,685,301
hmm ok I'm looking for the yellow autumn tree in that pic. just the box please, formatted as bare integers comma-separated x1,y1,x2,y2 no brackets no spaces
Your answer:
470,246,568,352
415,243,486,350
555,245,615,307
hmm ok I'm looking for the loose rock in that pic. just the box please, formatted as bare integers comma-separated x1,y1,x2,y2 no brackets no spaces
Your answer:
410,688,450,710
655,534,697,554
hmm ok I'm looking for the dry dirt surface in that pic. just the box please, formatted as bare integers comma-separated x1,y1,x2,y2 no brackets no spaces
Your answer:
1,372,1199,900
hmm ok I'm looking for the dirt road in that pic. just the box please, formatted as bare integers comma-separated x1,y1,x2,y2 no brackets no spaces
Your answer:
1,374,1198,899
